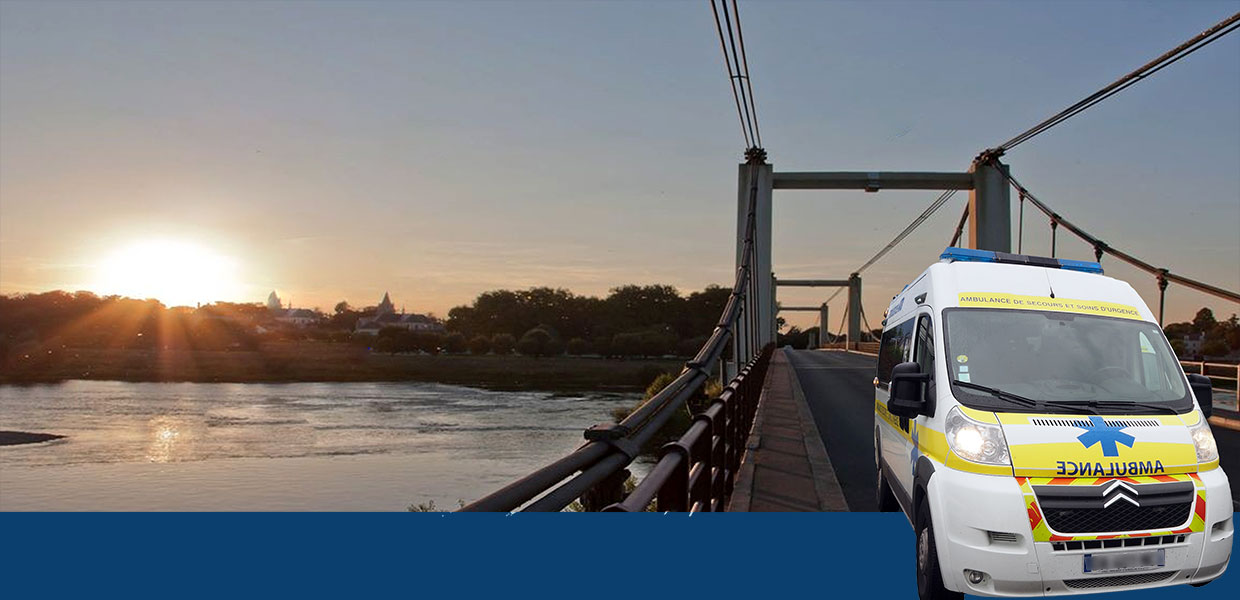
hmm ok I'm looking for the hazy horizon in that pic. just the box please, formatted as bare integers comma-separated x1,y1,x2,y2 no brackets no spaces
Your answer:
2,1,1237,330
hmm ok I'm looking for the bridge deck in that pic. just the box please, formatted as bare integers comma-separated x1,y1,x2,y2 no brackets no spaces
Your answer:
785,349,880,511
728,349,847,511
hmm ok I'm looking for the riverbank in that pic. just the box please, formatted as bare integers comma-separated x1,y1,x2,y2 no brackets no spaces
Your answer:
0,342,684,391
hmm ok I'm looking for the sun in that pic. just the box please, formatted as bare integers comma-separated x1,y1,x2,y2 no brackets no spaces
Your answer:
94,239,241,307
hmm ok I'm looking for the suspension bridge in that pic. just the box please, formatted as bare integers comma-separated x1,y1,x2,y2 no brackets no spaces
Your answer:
460,5,1240,513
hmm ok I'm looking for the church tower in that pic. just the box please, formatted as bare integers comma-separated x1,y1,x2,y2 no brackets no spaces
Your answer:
267,291,282,312
376,292,395,316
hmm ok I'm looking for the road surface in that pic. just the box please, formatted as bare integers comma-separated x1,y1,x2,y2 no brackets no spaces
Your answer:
784,349,879,511
784,349,1240,512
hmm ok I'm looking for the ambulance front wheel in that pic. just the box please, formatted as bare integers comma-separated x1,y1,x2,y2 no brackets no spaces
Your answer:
916,501,962,600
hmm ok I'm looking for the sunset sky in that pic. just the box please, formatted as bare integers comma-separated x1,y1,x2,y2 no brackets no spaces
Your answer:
1,1,1237,330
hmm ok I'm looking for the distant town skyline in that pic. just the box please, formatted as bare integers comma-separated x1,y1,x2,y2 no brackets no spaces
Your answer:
2,1,1237,329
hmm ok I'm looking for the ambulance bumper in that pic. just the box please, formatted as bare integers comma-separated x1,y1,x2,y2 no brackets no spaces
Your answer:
926,466,1233,596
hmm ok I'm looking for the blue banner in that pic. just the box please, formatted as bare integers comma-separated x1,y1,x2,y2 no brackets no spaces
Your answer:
1,512,1234,598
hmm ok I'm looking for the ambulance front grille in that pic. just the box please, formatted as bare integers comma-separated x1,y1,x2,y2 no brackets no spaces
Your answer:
1034,480,1194,534
1041,501,1192,534
1062,571,1175,589
1028,418,1160,428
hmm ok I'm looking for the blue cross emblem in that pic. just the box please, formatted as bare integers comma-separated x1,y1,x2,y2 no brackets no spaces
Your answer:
1075,416,1135,457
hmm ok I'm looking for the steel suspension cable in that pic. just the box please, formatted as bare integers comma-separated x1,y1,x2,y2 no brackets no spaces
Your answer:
718,0,756,146
999,170,1240,305
730,0,762,148
710,0,751,148
824,285,844,306
987,12,1240,156
948,204,969,247
855,189,958,275
1017,191,1025,253
859,304,878,342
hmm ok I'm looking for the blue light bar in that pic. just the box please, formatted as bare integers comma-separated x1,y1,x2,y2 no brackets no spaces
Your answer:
1056,258,1105,274
939,247,997,263
940,247,1104,274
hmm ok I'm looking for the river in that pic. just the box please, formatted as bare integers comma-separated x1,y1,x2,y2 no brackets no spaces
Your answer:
0,380,643,511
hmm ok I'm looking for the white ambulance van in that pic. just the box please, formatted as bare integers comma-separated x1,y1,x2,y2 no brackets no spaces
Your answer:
874,247,1232,599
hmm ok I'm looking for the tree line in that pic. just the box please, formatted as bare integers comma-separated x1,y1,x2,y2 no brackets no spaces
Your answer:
440,284,730,358
5,289,1233,364
0,285,735,363
0,291,264,362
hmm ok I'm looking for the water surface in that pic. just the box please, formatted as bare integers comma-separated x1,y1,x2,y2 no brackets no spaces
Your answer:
0,380,641,511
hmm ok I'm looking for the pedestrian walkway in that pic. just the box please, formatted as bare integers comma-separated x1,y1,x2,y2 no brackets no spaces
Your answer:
728,349,848,511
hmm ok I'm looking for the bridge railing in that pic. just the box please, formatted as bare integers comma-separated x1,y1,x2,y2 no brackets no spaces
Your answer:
820,341,880,355
459,163,772,512
1180,360,1240,412
604,345,772,512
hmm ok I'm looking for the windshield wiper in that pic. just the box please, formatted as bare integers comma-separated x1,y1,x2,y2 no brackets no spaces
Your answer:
1094,400,1180,415
951,380,1098,415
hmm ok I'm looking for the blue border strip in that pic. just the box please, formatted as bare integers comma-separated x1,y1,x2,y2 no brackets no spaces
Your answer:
0,513,1233,598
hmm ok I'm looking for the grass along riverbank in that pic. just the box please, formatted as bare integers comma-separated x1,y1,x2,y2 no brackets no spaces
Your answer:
0,341,685,391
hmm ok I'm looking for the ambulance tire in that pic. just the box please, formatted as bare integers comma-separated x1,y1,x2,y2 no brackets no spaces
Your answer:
916,501,962,600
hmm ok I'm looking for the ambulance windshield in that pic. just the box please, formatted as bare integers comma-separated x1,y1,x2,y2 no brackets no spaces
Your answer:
942,308,1192,414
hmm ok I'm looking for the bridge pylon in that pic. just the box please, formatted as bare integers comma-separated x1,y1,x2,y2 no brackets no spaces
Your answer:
742,159,1010,356
734,162,774,368
819,303,828,349
969,159,1012,252
847,274,862,347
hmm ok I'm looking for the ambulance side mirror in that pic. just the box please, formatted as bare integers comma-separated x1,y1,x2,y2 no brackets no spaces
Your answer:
889,361,929,418
1187,373,1213,419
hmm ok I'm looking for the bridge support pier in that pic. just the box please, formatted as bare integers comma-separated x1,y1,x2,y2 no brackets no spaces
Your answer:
818,304,828,348
847,274,862,348
736,163,774,363
969,160,1011,252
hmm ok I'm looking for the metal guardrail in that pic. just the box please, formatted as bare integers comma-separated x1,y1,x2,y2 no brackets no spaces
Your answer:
1181,361,1240,412
820,341,881,354
460,162,772,512
604,346,772,512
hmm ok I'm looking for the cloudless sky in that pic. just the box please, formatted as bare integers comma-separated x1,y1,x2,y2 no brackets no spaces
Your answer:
1,0,1237,329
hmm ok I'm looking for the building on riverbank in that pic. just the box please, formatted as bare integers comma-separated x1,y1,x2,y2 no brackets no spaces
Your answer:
265,291,323,328
355,292,443,335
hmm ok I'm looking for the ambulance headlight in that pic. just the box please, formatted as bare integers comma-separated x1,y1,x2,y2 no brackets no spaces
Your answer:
946,406,1010,466
1189,417,1218,463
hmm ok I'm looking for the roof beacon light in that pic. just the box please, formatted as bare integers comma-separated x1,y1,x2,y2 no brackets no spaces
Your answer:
939,247,1103,275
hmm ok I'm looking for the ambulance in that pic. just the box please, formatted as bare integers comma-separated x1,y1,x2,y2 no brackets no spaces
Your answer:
874,247,1232,598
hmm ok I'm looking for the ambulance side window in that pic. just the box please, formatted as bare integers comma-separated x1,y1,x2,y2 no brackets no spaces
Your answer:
877,318,916,386
914,315,934,378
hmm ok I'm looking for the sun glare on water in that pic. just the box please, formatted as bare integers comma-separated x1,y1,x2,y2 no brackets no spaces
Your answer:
95,240,241,307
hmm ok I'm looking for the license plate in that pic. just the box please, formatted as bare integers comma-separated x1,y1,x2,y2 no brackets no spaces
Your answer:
1084,549,1165,574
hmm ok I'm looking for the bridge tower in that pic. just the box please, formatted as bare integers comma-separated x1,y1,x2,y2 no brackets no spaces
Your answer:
969,159,1011,252
738,159,1013,359
847,274,862,346
818,303,828,349
735,161,774,364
